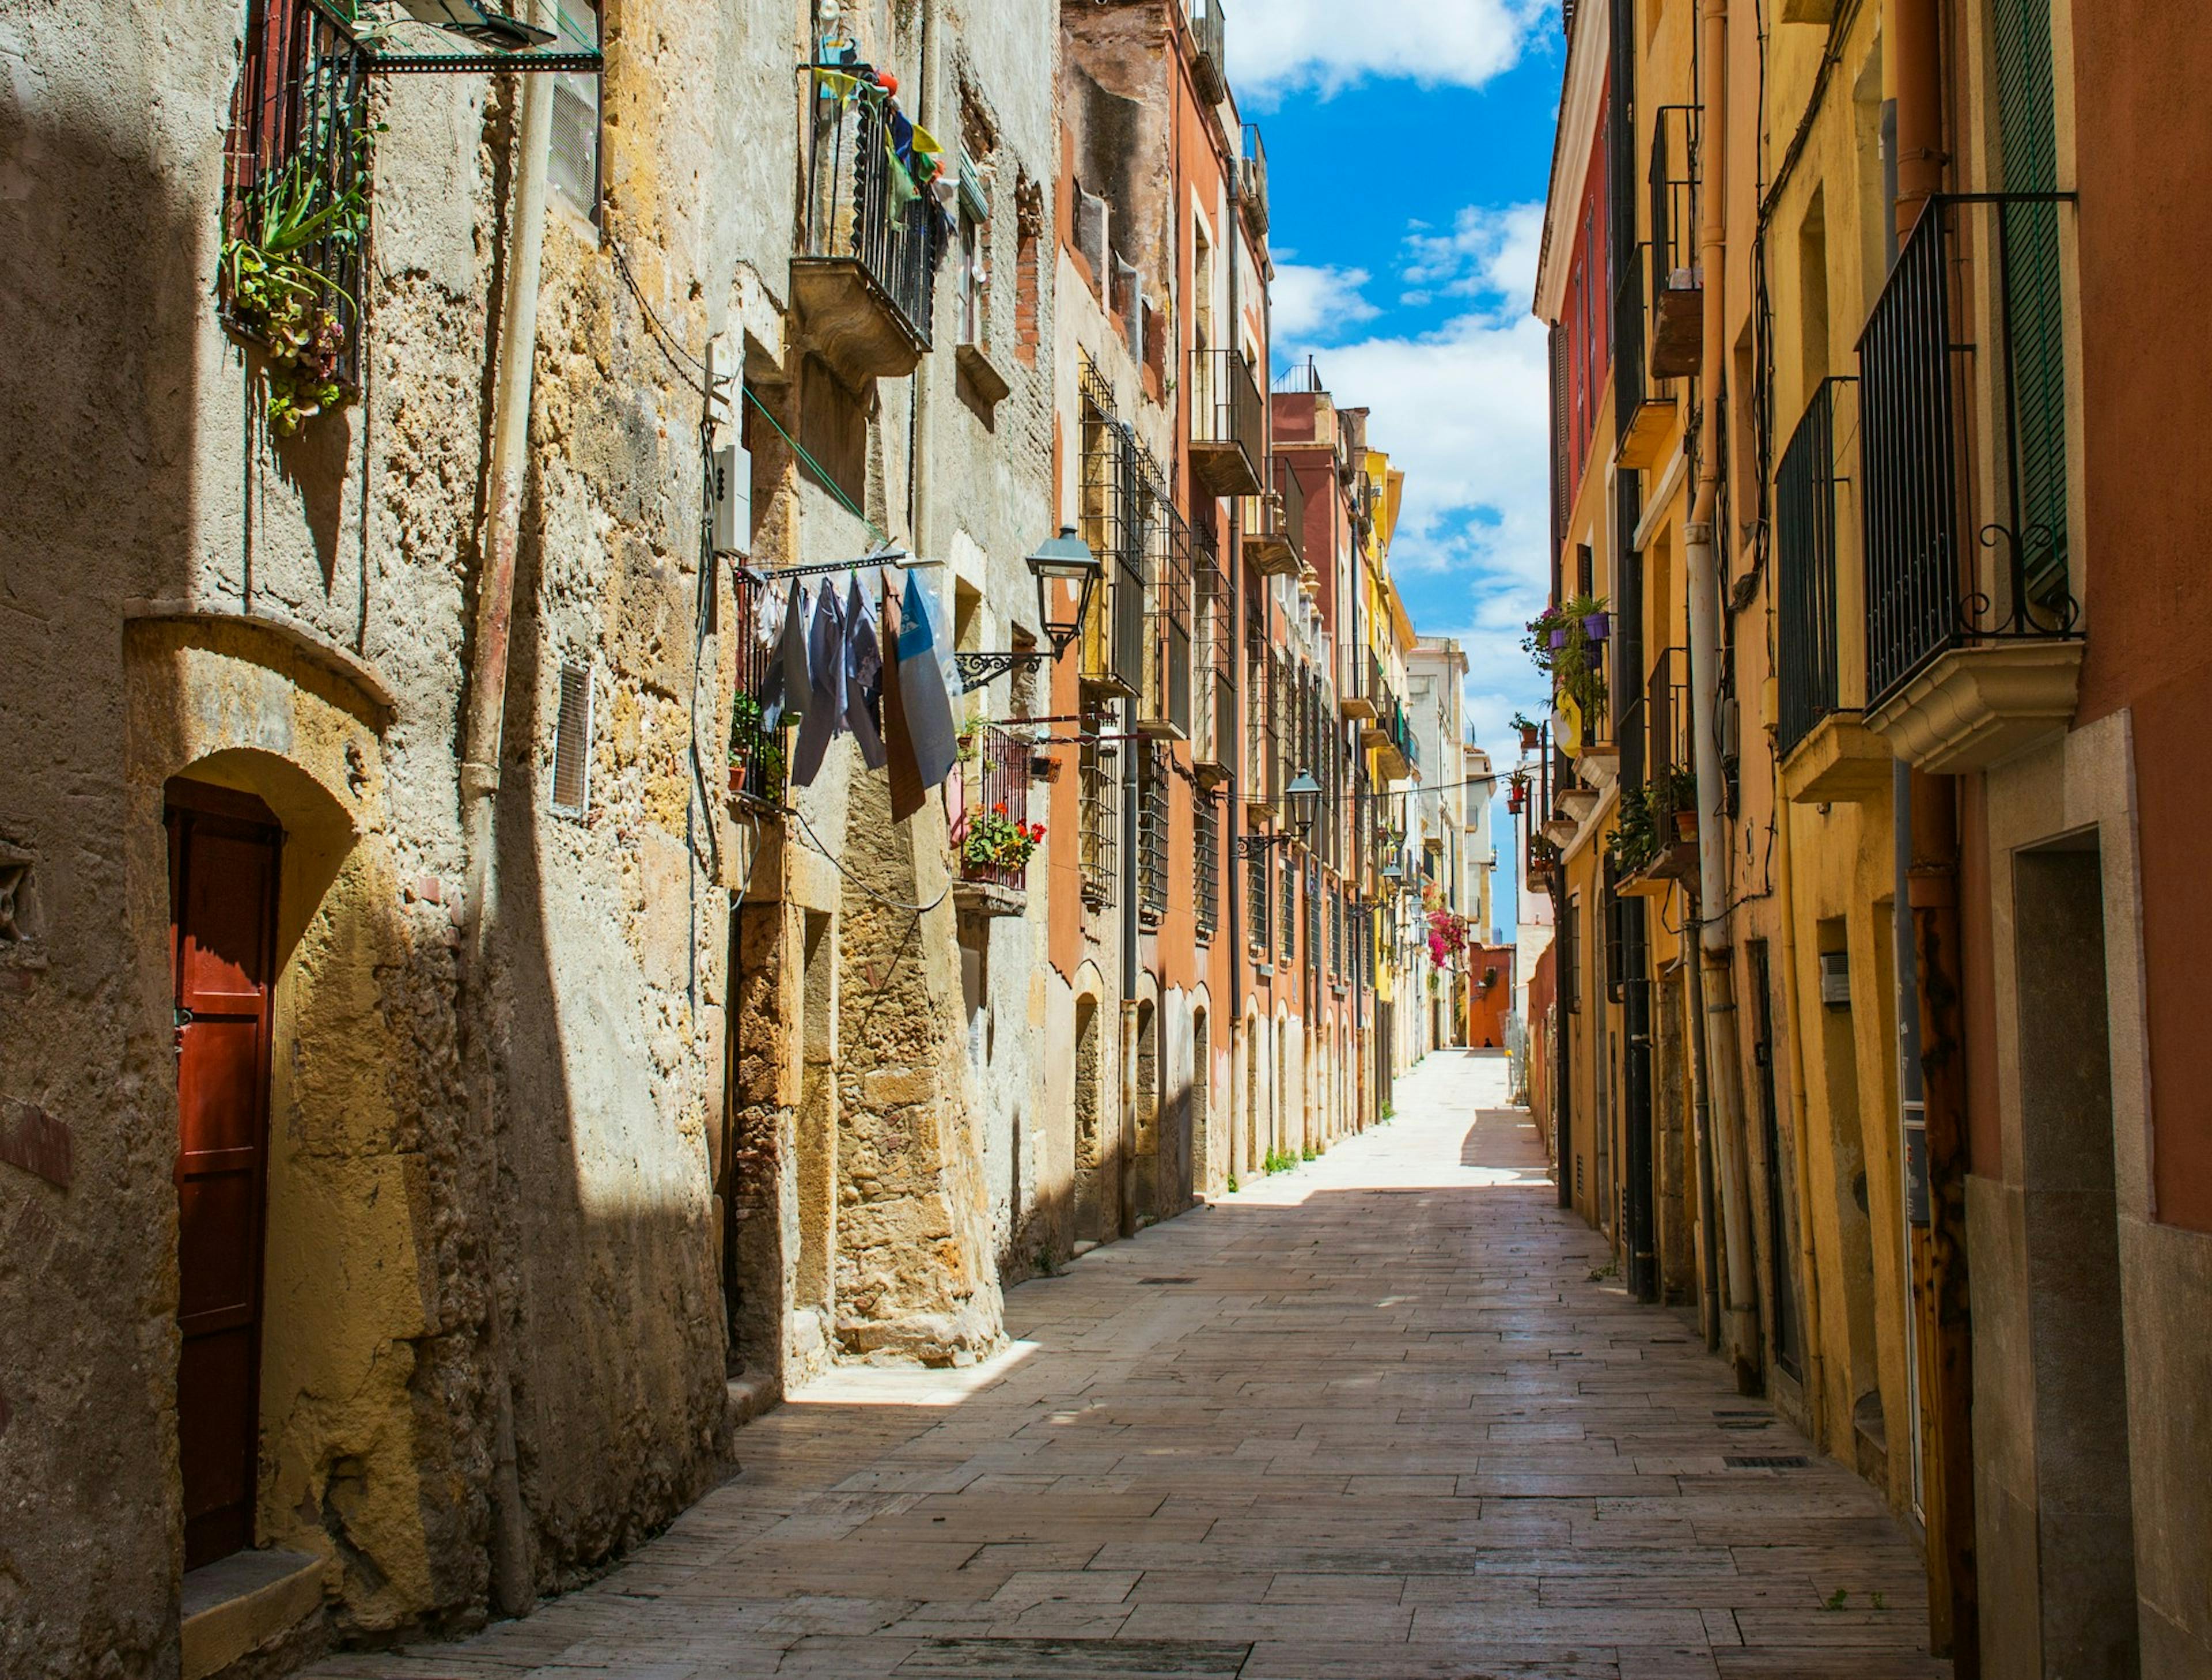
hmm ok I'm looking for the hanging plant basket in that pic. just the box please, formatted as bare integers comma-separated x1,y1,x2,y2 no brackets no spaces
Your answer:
1584,610,1610,642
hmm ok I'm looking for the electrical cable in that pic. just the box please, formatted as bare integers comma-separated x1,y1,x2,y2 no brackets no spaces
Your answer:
788,804,952,916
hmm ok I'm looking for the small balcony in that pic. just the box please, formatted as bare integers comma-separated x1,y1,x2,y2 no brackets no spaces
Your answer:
955,725,1036,920
1242,455,1305,577
1238,123,1270,240
1647,105,1703,380
1190,0,1228,107
1190,346,1266,498
794,69,941,388
1859,194,2083,774
1340,646,1379,723
1776,377,1895,803
1139,473,1195,741
1361,676,1396,752
1193,535,1234,784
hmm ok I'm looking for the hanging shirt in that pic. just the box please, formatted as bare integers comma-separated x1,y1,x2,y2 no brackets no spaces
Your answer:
774,580,813,729
790,582,847,789
880,569,926,822
844,571,887,771
897,567,959,793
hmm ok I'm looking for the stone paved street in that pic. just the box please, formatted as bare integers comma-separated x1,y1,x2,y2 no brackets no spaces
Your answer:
310,1054,1947,1679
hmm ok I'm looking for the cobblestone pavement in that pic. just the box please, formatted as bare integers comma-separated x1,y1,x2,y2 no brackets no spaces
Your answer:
311,1052,1948,1679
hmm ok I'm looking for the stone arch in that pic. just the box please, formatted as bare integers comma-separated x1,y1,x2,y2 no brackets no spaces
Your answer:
125,625,462,1615
1133,993,1159,1224
1274,1001,1292,1166
1189,988,1213,1198
1243,1002,1263,1179
1073,987,1108,1244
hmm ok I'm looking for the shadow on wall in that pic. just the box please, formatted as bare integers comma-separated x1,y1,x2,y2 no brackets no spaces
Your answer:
487,511,728,1594
0,94,213,1680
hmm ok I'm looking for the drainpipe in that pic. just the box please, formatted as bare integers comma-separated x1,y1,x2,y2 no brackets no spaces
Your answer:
1682,0,1760,1373
456,27,554,1620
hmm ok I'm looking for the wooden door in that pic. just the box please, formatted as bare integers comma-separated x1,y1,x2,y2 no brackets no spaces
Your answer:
166,782,282,1570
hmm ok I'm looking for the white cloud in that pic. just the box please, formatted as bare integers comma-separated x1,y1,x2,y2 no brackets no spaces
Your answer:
1230,0,1553,99
1403,204,1546,308
1269,263,1378,342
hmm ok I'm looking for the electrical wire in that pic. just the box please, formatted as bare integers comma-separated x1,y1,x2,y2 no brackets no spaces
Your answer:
789,804,952,916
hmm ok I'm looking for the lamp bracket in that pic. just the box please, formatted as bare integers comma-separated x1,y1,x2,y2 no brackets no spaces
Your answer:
954,651,1052,695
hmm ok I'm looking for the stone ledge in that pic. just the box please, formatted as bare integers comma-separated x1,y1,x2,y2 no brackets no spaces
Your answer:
180,1549,323,1680
1866,640,2084,774
1780,712,1895,805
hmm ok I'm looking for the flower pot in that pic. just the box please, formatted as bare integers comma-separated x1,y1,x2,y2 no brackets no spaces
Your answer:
1518,725,1541,751
1583,611,1610,642
1548,627,1569,650
1674,808,1700,844
727,757,751,794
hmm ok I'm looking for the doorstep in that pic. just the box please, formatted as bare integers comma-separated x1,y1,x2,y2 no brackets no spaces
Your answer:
180,1549,324,1680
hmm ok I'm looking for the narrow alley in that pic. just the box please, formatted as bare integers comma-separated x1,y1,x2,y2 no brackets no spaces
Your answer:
308,1055,1943,1680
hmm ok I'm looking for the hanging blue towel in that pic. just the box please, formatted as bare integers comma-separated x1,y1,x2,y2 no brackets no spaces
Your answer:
897,567,958,792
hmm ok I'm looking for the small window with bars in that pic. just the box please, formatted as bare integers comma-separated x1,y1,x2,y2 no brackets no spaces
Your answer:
1248,834,1271,957
1080,736,1118,909
548,0,603,220
1280,856,1297,963
1194,793,1219,942
1330,887,1343,981
552,660,594,816
1138,741,1171,928
1308,862,1322,968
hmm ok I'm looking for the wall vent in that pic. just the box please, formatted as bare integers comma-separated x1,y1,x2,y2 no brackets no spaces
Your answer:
552,661,594,816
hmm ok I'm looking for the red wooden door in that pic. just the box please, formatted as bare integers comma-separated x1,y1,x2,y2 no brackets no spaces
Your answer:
166,782,282,1570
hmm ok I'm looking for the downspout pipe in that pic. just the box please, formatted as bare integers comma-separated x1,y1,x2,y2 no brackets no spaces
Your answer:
1682,0,1761,1372
457,28,554,1621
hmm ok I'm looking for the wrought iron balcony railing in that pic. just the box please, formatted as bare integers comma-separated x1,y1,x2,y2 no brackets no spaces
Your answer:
1859,193,2081,709
1239,123,1270,239
796,68,942,383
960,725,1033,895
1777,377,1857,756
1647,105,1702,380
1242,454,1305,576
1190,0,1228,106
1190,346,1266,497
1194,531,1234,779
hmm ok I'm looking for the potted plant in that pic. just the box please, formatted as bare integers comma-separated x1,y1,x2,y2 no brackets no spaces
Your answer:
1512,712,1543,752
963,804,1045,876
1584,608,1611,642
1654,764,1700,844
1524,596,1610,735
727,693,787,801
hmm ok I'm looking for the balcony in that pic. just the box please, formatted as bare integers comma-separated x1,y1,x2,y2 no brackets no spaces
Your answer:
1647,106,1703,380
794,70,941,387
1339,645,1378,723
1190,0,1228,107
1361,677,1397,752
1078,361,1145,698
1190,346,1266,498
1777,377,1895,803
955,726,1035,920
1238,123,1270,240
1859,194,2083,774
1139,463,1195,741
1243,454,1305,577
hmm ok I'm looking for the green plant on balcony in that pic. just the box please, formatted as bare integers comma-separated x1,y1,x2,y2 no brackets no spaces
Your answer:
220,131,378,436
727,692,788,801
1608,782,1661,877
1524,595,1610,731
963,805,1044,873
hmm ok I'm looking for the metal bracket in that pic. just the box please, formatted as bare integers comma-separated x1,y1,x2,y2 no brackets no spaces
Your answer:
954,651,1052,695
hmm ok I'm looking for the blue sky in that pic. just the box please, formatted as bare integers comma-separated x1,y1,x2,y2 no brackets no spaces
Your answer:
1232,2,1564,935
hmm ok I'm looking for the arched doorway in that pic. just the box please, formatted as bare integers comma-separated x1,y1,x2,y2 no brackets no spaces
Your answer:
1191,1008,1211,1196
1133,998,1158,1224
1074,995,1105,1243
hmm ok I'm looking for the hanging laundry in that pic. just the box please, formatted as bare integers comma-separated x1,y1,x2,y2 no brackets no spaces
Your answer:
897,567,959,794
844,571,887,771
775,578,813,727
790,582,847,789
880,569,926,822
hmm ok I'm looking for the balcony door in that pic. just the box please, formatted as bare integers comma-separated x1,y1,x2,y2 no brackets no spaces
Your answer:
167,782,283,1569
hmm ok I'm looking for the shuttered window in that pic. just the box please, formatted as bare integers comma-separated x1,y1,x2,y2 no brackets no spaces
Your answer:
1992,0,2069,605
552,660,593,815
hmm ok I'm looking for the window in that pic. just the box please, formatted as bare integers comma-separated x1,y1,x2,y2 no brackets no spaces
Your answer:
1248,835,1270,958
957,153,990,348
1080,735,1118,909
1194,794,1219,942
1138,742,1170,929
1280,856,1296,963
548,0,603,220
552,660,594,815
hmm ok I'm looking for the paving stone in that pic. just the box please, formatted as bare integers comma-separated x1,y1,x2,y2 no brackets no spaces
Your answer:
304,1054,1946,1678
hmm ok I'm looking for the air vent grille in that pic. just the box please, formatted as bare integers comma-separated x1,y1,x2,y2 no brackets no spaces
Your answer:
552,661,593,815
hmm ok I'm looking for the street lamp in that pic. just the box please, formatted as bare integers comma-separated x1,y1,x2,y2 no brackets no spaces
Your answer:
953,528,1103,693
1235,770,1321,857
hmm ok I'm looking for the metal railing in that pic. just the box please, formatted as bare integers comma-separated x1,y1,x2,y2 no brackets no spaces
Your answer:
1643,648,1691,780
1859,194,2081,708
1139,453,1194,738
1647,105,1702,380
1194,530,1233,770
221,0,372,391
801,71,940,351
1274,355,1328,395
1191,346,1265,470
1239,123,1269,237
1079,737,1119,907
1195,793,1220,940
1139,742,1171,928
1078,362,1146,696
963,725,1032,891
1190,0,1227,104
1777,377,1855,756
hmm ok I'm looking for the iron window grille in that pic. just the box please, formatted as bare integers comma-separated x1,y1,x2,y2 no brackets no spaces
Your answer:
1776,377,1857,756
1137,448,1195,740
1195,793,1220,942
1248,827,1271,956
1858,194,2081,709
1280,855,1297,964
1244,606,1272,813
221,0,373,395
1330,887,1343,981
1194,529,1233,773
800,66,941,354
1079,735,1119,908
1138,741,1171,929
1307,862,1323,971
